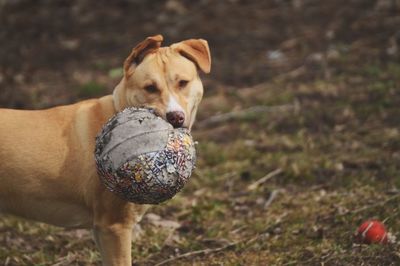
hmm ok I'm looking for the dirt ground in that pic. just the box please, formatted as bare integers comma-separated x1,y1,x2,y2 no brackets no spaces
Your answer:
1,0,400,265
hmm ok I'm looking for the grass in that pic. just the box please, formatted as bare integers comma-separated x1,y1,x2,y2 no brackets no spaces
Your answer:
1,61,400,265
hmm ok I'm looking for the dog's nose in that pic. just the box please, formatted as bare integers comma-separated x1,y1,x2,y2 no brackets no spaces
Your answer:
166,111,185,128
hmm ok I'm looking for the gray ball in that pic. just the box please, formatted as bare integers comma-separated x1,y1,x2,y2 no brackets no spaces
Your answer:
94,108,196,204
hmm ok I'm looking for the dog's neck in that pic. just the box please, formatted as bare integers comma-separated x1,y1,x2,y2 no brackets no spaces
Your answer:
112,88,121,111
112,80,122,111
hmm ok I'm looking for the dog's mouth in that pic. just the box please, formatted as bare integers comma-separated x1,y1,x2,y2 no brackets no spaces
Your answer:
138,106,190,130
177,125,189,129
170,123,189,130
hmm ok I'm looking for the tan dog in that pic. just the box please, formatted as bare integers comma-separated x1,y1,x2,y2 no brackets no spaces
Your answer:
0,35,211,265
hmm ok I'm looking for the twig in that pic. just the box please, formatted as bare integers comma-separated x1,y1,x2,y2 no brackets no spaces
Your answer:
154,240,240,266
53,254,79,266
247,168,283,191
338,193,400,217
154,214,287,266
264,189,281,210
196,104,297,128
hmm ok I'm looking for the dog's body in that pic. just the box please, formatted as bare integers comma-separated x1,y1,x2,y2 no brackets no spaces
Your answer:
0,35,211,265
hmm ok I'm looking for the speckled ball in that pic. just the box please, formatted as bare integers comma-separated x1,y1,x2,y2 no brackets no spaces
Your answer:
94,108,196,204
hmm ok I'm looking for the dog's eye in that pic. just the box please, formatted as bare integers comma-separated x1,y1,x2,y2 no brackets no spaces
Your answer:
178,80,189,89
144,85,159,94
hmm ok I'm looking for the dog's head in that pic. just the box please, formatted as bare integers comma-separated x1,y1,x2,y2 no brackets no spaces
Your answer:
113,35,211,130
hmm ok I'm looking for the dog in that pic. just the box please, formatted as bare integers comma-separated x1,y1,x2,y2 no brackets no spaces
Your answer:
0,35,211,265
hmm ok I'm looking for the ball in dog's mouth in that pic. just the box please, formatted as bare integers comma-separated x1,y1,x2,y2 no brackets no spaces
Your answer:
94,107,196,204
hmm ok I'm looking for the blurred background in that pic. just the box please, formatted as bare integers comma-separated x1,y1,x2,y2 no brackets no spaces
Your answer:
1,0,400,265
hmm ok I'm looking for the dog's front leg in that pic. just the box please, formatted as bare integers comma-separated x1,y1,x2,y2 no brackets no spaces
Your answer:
92,192,141,266
93,222,133,266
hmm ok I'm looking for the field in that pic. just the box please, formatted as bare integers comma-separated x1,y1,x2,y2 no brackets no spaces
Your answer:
1,0,400,265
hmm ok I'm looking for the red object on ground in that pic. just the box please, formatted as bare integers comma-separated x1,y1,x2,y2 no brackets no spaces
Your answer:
356,220,388,244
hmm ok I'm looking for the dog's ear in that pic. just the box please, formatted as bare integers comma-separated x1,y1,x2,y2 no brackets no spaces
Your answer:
172,39,211,74
124,35,163,75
